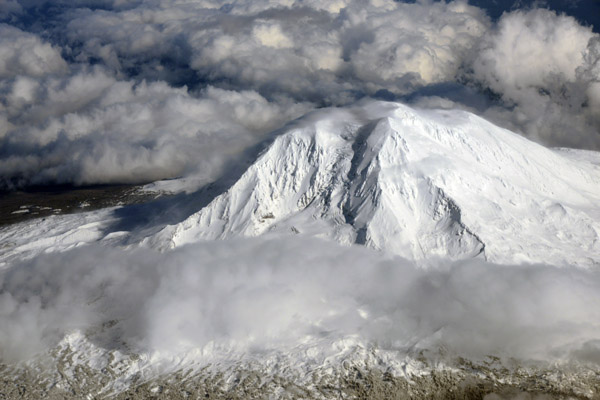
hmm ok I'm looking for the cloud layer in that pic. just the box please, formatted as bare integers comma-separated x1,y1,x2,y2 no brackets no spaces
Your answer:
0,0,599,188
469,9,600,148
1,236,599,365
0,25,308,188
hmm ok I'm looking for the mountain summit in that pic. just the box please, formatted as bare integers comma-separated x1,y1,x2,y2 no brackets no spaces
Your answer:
154,101,600,266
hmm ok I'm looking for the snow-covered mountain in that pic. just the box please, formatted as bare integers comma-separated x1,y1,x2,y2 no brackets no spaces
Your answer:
151,101,600,267
2,101,600,399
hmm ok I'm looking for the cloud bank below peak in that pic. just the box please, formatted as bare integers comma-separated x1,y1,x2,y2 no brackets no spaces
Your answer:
0,0,599,188
1,236,599,366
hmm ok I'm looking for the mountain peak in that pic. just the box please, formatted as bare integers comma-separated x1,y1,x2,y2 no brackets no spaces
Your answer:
151,102,600,267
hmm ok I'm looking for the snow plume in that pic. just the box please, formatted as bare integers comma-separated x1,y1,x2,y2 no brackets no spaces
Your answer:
0,1,599,188
1,236,599,365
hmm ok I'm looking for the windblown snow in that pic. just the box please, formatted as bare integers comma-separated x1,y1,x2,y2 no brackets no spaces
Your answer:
151,101,600,267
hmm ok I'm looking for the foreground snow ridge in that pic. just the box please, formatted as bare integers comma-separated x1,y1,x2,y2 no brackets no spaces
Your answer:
156,101,600,267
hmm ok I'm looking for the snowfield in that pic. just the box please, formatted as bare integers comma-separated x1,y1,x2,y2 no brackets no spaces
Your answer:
1,101,600,398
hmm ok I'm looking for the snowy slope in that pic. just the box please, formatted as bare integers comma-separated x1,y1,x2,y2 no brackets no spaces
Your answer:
152,101,600,266
0,208,121,267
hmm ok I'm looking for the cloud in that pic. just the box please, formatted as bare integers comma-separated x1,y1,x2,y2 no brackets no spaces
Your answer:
57,0,490,101
0,0,494,188
347,1,489,90
0,0,599,189
1,236,599,365
0,24,68,79
0,64,309,188
0,1,22,21
468,9,600,149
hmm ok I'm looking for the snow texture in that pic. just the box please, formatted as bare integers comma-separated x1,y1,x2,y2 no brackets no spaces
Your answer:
153,101,600,267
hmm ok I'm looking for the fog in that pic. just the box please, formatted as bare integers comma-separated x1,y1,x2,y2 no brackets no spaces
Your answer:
0,0,599,188
1,236,599,365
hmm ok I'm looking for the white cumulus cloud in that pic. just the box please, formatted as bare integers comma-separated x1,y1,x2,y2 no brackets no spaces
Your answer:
0,0,598,187
469,9,600,148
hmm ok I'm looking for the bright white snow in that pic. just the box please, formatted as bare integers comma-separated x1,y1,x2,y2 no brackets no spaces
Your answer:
152,101,600,267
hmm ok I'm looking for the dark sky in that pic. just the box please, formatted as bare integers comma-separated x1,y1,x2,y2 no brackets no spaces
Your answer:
468,0,600,31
